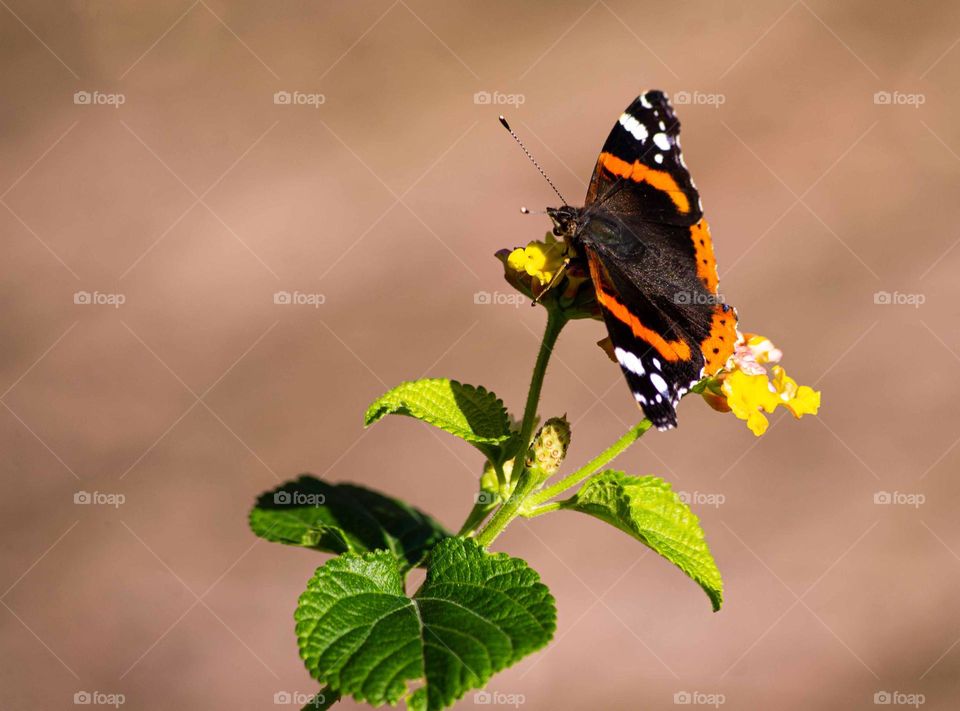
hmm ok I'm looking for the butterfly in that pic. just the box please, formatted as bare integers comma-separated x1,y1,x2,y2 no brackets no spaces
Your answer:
546,90,738,430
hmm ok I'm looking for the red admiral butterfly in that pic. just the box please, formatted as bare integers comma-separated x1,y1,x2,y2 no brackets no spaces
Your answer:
539,91,739,430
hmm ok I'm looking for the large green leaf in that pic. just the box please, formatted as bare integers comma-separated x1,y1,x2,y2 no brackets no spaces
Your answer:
563,470,723,611
295,537,556,710
364,379,515,458
249,476,449,569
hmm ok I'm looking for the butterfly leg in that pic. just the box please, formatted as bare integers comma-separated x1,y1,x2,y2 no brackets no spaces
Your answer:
532,257,572,306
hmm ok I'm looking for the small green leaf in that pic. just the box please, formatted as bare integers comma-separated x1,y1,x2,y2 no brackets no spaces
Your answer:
364,379,515,457
250,476,449,569
563,470,723,611
295,537,556,710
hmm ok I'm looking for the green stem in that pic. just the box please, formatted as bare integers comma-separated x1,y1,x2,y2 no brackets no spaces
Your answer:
457,501,496,537
522,500,564,518
475,309,566,547
527,418,652,507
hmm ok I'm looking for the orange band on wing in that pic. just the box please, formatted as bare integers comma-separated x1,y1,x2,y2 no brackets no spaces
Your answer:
588,255,692,362
597,152,690,214
701,305,737,375
691,218,719,295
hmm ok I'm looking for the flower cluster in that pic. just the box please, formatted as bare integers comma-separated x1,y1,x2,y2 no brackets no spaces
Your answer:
496,234,599,320
702,334,821,436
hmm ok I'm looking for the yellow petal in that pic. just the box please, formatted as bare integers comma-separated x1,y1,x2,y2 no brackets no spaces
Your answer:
747,410,769,436
785,385,821,418
506,248,527,272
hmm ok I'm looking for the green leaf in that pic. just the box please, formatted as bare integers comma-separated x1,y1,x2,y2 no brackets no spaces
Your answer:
250,476,449,569
364,379,516,458
563,470,723,611
295,537,556,710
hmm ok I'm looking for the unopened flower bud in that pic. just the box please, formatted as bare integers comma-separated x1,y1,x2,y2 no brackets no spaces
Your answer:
527,416,571,476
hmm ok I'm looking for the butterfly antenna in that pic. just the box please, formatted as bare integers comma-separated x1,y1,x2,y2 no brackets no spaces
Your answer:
499,116,567,205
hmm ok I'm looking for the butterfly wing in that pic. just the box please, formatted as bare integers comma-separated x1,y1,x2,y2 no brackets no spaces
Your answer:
580,91,737,429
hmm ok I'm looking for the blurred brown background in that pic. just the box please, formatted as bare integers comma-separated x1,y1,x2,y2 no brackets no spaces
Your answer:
2,1,959,709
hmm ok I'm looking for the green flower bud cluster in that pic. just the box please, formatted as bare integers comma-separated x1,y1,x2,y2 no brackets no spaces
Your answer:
527,416,571,478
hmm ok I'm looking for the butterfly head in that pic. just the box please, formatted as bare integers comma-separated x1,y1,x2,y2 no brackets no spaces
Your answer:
546,205,581,240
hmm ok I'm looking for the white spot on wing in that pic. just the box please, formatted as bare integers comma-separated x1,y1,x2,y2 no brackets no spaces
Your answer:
650,372,669,395
618,113,648,143
653,133,670,151
615,347,645,376
654,153,663,164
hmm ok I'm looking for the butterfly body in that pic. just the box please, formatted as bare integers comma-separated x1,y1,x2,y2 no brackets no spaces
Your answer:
546,90,738,430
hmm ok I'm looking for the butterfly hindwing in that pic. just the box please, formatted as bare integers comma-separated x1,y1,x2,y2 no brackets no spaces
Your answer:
586,246,702,429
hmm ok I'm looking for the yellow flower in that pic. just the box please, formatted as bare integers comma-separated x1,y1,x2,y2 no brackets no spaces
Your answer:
496,233,599,320
506,233,566,286
704,332,821,437
721,370,781,436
